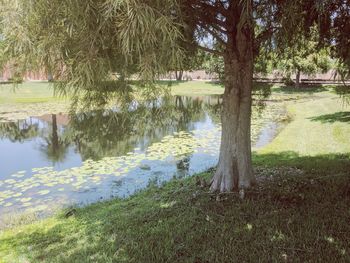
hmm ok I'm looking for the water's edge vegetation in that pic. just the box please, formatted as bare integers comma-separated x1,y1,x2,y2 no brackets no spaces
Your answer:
1,153,349,262
0,82,349,262
0,82,283,219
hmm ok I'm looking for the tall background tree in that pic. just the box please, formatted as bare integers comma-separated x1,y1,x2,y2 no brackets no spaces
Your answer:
275,30,332,87
1,0,349,192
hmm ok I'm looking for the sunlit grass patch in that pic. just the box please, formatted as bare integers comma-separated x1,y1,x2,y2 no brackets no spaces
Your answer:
168,81,224,96
259,94,350,155
0,82,64,104
0,153,349,262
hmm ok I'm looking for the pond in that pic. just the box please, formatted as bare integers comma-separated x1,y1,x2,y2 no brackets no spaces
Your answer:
0,95,281,220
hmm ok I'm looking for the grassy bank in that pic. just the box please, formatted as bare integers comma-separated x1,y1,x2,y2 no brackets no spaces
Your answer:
0,82,63,104
169,80,224,96
0,81,224,105
260,89,350,155
1,153,349,263
0,81,223,122
0,82,69,122
1,84,350,262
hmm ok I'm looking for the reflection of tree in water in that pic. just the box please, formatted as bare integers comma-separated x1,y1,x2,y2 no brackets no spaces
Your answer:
67,96,213,160
0,115,70,164
0,95,224,164
39,114,70,164
176,156,191,178
0,114,69,165
203,95,223,124
0,118,39,142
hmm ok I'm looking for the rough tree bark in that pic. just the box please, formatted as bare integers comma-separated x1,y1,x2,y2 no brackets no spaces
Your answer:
210,17,256,192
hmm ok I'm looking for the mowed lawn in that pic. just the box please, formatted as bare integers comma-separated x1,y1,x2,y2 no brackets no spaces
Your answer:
0,81,223,121
0,82,62,104
260,92,350,155
0,81,224,105
169,80,224,96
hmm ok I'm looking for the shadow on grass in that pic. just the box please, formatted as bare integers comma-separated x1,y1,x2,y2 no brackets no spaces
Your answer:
309,112,350,123
1,152,350,262
156,80,188,87
273,85,328,94
203,81,224,87
252,82,274,98
334,85,350,95
206,81,275,91
253,151,350,172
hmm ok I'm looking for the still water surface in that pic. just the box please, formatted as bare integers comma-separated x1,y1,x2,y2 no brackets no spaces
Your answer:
0,95,276,218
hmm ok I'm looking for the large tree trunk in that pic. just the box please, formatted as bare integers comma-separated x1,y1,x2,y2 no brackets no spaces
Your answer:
210,22,256,192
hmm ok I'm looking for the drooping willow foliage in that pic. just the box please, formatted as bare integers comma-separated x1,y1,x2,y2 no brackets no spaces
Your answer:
1,0,350,106
0,0,184,107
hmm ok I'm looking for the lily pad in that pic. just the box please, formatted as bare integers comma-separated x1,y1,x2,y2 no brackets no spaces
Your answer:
38,190,50,196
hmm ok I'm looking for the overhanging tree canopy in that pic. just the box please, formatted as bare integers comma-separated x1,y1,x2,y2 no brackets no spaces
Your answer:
1,0,349,192
1,0,184,104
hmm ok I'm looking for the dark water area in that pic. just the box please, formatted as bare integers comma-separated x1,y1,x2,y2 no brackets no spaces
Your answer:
0,96,224,217
0,95,279,219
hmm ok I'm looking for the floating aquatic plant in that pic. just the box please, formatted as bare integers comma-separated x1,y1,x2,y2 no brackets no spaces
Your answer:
0,99,284,215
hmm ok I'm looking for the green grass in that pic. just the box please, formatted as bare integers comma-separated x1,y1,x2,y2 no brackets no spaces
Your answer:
169,81,224,96
0,153,349,263
0,81,223,122
1,84,350,262
0,81,223,105
259,92,350,155
0,82,66,104
0,82,69,122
